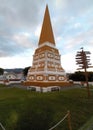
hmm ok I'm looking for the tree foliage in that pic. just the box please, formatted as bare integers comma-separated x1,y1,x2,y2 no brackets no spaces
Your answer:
69,71,93,81
0,68,4,75
23,66,30,77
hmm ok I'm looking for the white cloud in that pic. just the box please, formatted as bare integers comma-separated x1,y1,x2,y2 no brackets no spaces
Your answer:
35,25,41,38
0,56,32,69
13,33,32,48
61,52,77,73
0,0,93,72
74,23,81,28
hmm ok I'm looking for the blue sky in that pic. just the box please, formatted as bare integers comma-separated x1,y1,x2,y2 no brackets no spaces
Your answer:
0,0,93,72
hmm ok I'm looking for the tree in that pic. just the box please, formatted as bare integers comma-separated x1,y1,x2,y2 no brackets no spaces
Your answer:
69,71,93,81
69,71,85,81
88,72,93,81
0,68,4,75
23,66,30,77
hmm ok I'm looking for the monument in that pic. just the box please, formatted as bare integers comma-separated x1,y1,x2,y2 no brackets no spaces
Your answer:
25,5,68,92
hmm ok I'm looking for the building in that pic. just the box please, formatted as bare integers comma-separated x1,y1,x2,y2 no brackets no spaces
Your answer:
0,71,23,85
25,5,68,92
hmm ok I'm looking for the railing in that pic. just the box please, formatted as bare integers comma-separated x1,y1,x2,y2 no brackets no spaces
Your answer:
0,122,6,130
48,111,72,130
0,111,72,130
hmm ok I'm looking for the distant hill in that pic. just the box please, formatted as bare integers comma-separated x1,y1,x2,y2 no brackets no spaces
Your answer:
4,68,23,73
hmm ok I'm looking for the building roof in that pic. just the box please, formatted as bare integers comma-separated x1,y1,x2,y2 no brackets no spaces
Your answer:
38,5,55,46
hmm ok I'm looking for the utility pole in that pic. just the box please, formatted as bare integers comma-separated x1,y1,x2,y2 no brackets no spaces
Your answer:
76,48,92,98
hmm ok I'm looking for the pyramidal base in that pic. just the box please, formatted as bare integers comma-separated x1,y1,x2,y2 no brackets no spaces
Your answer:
23,81,73,92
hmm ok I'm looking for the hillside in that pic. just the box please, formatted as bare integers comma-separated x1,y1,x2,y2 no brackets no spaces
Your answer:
4,68,23,73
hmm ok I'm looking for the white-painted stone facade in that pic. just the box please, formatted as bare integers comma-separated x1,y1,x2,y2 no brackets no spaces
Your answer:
27,41,66,82
26,5,67,84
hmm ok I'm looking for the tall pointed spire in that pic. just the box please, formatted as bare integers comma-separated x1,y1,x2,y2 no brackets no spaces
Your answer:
38,5,55,46
26,4,67,91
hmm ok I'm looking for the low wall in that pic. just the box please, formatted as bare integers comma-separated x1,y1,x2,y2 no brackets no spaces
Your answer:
0,80,21,85
74,81,93,86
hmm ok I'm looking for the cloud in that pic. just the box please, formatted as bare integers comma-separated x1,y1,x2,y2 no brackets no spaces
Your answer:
12,33,37,48
0,56,32,69
0,0,93,71
0,0,43,57
0,33,37,57
51,0,93,39
61,52,77,73
0,0,44,26
0,38,25,57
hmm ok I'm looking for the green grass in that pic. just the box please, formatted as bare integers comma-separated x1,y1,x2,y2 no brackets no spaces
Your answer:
0,84,93,130
79,116,93,130
89,85,93,89
0,84,6,88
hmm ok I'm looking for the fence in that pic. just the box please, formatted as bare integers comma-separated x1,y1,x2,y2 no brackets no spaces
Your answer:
0,111,72,130
48,111,72,130
0,122,6,130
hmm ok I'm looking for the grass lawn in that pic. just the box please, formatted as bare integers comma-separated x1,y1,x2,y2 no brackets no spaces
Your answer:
0,84,93,130
79,116,93,130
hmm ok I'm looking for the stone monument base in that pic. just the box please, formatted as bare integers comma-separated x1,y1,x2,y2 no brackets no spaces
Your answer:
23,81,73,92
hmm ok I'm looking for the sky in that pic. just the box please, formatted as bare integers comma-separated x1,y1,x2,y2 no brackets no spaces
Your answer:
0,0,93,73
